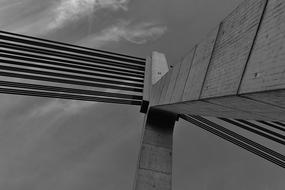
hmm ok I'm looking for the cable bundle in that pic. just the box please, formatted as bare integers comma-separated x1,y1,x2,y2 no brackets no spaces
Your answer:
0,31,146,105
181,115,285,169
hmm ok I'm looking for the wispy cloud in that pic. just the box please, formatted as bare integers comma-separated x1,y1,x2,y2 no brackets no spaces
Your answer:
79,20,167,48
28,99,96,119
1,0,130,35
1,0,167,43
48,0,130,30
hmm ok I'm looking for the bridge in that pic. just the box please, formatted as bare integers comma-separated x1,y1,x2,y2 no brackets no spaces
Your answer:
0,0,284,189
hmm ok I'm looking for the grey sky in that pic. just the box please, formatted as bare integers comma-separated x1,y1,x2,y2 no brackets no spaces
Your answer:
0,0,284,190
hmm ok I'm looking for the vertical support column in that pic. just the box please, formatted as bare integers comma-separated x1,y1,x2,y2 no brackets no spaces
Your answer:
134,109,177,190
141,52,169,113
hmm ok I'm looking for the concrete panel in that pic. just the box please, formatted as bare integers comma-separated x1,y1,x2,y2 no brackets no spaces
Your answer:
153,75,167,106
163,62,182,104
242,90,285,109
207,96,285,121
134,110,176,190
171,47,196,103
155,99,272,120
184,100,272,120
152,52,169,84
135,169,171,190
143,127,173,149
183,26,219,101
240,0,285,93
140,144,172,174
159,70,172,105
150,82,159,106
155,104,186,115
201,0,267,98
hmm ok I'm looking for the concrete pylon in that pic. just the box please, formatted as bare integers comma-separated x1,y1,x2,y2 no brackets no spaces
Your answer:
141,52,169,113
133,109,177,190
151,52,169,85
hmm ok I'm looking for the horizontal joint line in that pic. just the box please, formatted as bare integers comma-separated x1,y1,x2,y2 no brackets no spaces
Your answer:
138,167,171,175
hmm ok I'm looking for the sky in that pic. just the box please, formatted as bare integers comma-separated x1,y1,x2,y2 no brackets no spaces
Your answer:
0,0,284,190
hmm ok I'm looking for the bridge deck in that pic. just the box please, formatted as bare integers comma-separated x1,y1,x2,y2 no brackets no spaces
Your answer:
148,0,285,122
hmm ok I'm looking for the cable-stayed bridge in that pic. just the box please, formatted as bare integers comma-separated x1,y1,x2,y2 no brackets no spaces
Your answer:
0,0,285,189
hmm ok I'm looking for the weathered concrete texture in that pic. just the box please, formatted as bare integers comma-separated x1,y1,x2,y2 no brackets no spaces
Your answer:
135,170,171,190
240,0,285,94
151,52,169,85
148,52,171,107
151,75,167,106
159,69,172,105
140,144,172,173
134,109,176,190
162,62,182,104
182,26,219,101
155,98,273,121
150,83,158,107
242,90,285,109
142,127,173,149
171,47,196,103
155,91,285,121
148,0,285,121
207,95,285,121
201,0,267,98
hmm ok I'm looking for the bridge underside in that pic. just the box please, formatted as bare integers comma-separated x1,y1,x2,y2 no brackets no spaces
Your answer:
154,91,285,122
148,0,285,122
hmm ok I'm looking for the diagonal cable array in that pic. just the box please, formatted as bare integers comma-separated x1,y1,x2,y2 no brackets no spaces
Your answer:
0,31,146,105
257,120,285,133
220,118,285,145
181,115,285,169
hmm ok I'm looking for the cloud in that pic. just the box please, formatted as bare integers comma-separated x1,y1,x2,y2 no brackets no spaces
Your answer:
48,0,130,30
0,0,25,10
5,14,54,36
79,20,167,47
0,0,55,36
28,99,96,118
1,0,130,35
